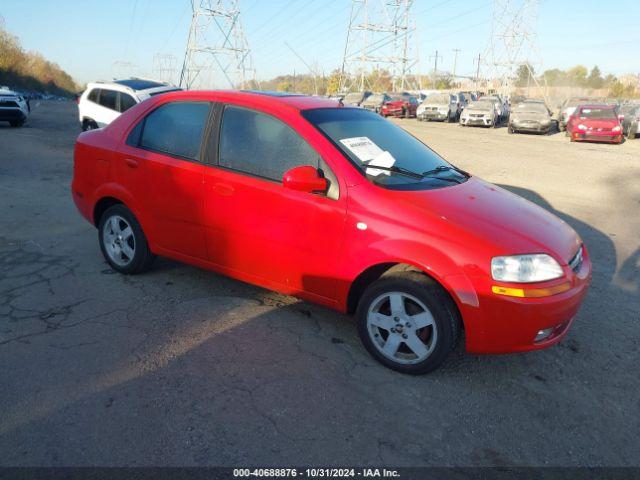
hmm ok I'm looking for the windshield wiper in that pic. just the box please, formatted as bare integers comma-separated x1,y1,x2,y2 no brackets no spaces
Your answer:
421,165,467,183
363,164,424,179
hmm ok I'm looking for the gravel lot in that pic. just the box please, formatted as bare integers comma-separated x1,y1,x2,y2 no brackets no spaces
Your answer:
1,101,638,467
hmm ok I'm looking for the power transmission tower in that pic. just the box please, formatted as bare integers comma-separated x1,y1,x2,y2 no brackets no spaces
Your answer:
481,0,548,100
153,53,178,85
180,0,258,90
340,0,417,93
112,61,138,79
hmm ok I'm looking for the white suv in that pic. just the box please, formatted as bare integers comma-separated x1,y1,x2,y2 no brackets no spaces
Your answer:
77,78,180,131
0,87,30,127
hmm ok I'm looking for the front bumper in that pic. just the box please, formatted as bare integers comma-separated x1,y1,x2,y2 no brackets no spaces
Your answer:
571,130,622,143
418,111,448,121
461,115,493,126
0,109,27,121
452,247,592,354
510,121,550,132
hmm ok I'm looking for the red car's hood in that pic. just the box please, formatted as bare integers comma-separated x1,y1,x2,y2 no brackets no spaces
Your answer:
384,101,404,107
404,177,581,264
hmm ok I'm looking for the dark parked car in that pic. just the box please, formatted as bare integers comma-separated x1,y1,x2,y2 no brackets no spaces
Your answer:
620,104,640,139
508,101,553,134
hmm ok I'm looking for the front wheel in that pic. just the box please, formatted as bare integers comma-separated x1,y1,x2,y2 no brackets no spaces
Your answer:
9,119,25,127
98,204,155,274
356,271,461,375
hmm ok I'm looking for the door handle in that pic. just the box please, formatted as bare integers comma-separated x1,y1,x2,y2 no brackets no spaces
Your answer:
124,158,139,169
212,183,234,196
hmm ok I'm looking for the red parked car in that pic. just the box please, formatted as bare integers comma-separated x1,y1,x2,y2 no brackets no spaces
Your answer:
72,90,591,374
566,104,623,143
381,94,418,118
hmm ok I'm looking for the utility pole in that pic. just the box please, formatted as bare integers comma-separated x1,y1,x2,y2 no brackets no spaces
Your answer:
430,50,443,86
475,53,481,90
452,48,461,82
180,0,257,90
340,0,417,92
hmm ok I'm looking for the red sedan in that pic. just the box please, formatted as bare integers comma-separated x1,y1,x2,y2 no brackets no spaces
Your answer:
566,104,623,143
381,94,418,118
72,90,591,374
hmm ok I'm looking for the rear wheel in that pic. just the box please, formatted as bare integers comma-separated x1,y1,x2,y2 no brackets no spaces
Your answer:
356,271,460,375
98,205,155,274
82,119,99,131
9,119,24,128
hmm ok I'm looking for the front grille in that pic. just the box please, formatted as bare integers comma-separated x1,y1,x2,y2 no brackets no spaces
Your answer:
569,246,584,273
0,101,19,108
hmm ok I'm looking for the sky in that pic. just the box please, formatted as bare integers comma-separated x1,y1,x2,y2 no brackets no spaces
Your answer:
1,0,638,87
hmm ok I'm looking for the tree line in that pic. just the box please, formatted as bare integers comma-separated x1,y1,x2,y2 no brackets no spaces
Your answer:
0,26,78,96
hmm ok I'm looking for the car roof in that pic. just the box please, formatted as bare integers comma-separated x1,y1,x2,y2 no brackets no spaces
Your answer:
156,89,342,111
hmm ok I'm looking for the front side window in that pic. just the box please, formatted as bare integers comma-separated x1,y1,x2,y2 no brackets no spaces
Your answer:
302,108,468,189
99,89,118,110
139,102,210,160
119,93,137,112
219,106,319,181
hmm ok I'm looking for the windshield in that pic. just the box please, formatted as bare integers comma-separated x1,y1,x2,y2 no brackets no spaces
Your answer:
363,94,384,104
468,100,495,110
344,93,363,103
428,94,451,104
578,107,617,119
514,103,548,114
302,108,467,189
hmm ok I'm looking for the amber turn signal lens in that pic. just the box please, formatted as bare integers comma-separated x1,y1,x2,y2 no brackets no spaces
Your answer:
492,282,571,298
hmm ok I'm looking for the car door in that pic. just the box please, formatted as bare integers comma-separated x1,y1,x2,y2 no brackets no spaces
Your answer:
201,104,347,303
117,101,212,259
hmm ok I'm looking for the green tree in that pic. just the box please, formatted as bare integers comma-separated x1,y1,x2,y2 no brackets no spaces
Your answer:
566,65,588,86
515,63,534,87
587,66,603,88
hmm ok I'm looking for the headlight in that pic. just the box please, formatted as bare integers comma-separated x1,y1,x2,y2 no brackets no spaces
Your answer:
612,125,621,132
491,254,564,283
578,124,587,130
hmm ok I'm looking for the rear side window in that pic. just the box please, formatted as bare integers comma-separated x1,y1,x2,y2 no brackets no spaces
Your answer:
88,89,100,103
138,102,210,160
99,89,118,110
219,106,319,181
119,93,137,112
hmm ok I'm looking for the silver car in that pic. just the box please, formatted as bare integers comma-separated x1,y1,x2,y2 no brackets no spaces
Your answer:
621,104,640,139
416,93,461,122
360,93,390,114
459,99,499,127
508,101,553,134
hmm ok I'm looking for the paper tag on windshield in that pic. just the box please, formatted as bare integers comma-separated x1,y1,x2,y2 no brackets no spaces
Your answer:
365,151,395,176
339,137,384,163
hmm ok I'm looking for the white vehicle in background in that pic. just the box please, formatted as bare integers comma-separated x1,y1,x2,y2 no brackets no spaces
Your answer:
0,86,30,127
77,78,181,131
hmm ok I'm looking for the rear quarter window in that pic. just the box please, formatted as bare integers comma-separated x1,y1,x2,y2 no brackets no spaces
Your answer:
138,101,211,160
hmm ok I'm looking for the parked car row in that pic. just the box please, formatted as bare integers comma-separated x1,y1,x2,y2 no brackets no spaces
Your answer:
335,90,639,144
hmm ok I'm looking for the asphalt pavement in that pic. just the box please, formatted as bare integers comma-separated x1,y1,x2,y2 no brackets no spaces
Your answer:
0,101,638,467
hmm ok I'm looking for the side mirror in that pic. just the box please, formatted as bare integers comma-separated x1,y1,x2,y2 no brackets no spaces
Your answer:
282,165,327,194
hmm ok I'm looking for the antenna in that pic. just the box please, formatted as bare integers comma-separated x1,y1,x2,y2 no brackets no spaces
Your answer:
340,0,417,92
180,0,258,90
481,0,548,101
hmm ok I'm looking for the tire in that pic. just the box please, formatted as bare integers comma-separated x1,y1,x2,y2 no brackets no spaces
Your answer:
9,119,24,128
403,108,410,119
356,271,461,375
98,204,155,274
508,124,515,134
629,130,636,140
444,111,451,123
82,119,99,132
